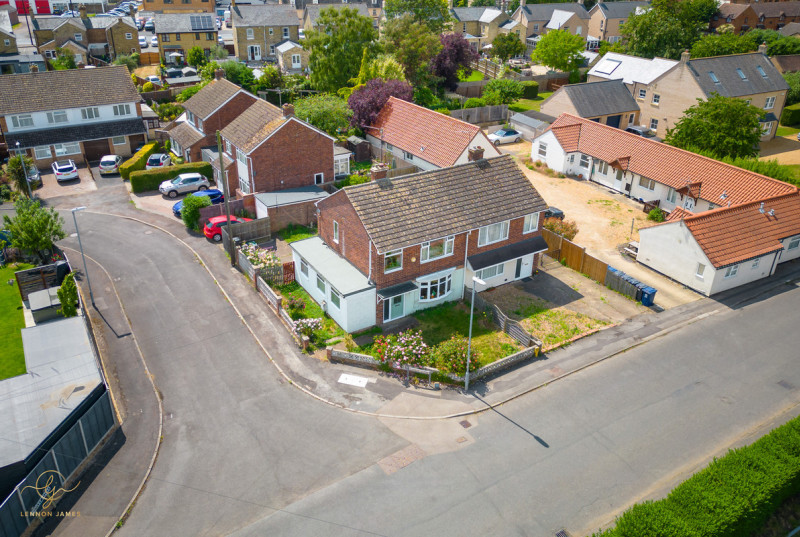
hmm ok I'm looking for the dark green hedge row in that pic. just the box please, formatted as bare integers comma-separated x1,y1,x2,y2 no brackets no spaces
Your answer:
129,162,214,193
522,80,539,100
120,142,159,180
780,102,800,126
593,415,800,537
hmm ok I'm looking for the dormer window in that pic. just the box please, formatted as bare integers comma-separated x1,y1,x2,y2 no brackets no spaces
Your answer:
736,68,747,80
709,71,720,83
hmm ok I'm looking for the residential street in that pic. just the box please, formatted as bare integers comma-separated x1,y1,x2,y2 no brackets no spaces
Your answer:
33,178,800,537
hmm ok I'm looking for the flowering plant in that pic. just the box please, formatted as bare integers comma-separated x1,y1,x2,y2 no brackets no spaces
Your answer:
373,329,430,367
239,242,280,271
431,336,480,375
293,317,322,337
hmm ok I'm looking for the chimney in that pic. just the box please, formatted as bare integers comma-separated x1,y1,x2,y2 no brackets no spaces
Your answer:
576,0,584,4
468,146,485,162
214,68,225,80
79,3,87,19
680,49,690,64
282,103,295,118
520,0,525,7
758,42,767,54
370,162,388,181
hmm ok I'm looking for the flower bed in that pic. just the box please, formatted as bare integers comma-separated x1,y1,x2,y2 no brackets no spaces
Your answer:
276,281,344,350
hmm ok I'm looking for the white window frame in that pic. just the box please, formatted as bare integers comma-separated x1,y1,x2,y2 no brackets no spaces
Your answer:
579,154,589,167
291,53,301,67
246,28,254,39
418,274,452,302
3,39,9,46
724,264,739,279
112,136,126,145
650,118,658,130
538,142,547,157
34,145,51,159
113,103,131,116
638,176,655,190
11,114,34,128
269,44,275,55
695,263,705,278
420,236,454,263
74,33,83,42
765,96,776,109
666,187,677,203
788,236,800,250
333,220,339,243
316,274,326,294
752,258,760,269
46,110,68,124
54,142,80,156
81,107,100,120
523,213,539,234
478,221,509,247
638,88,646,99
597,161,609,175
283,27,289,38
761,121,774,136
652,93,660,104
330,287,341,309
125,32,132,39
477,262,504,280
384,249,402,273
236,149,246,164
269,27,274,35
300,258,309,276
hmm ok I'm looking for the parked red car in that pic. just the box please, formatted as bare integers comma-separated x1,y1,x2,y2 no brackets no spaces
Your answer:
203,215,253,242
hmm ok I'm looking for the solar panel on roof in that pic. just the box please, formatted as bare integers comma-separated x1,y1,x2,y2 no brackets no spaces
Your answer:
190,14,213,30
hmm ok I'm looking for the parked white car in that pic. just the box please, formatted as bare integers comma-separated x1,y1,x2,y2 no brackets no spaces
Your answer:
52,160,79,182
150,36,158,47
159,173,211,198
145,152,171,169
487,128,521,145
139,36,148,48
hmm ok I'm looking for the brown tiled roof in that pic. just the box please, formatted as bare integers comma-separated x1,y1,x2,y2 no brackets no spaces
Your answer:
751,1,800,18
340,155,548,252
169,121,205,151
547,114,798,206
665,207,692,221
0,65,140,115
717,3,751,18
772,54,800,73
680,192,800,267
183,78,249,120
372,97,494,168
219,99,284,154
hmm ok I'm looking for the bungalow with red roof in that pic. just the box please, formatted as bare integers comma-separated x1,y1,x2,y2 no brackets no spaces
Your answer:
532,114,797,214
365,96,501,172
637,193,800,295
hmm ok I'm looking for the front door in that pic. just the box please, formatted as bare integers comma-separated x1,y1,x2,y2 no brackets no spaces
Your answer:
383,295,404,322
248,45,261,61
515,258,522,279
291,53,301,69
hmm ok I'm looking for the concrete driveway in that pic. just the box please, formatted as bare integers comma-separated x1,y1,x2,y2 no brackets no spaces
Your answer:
759,133,800,164
36,162,97,197
129,186,181,220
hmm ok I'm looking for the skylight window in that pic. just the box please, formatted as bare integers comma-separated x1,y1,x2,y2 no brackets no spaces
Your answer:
709,71,720,83
736,68,747,80
757,65,768,78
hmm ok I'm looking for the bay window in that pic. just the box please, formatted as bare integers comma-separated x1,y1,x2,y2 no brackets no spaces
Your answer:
419,274,452,301
478,221,509,247
421,236,454,262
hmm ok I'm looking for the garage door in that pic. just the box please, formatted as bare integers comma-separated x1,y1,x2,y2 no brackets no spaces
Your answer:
607,115,622,128
83,139,111,162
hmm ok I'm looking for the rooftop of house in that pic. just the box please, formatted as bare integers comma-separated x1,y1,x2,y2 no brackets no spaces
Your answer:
0,4,17,13
685,52,789,98
591,0,650,19
546,114,798,207
771,54,800,73
780,21,800,36
716,3,753,18
0,11,11,34
275,39,301,53
371,96,488,168
749,1,800,18
0,65,141,115
666,192,800,268
589,52,678,85
337,154,548,253
450,6,506,23
231,4,300,26
31,15,84,31
545,8,577,29
220,98,285,153
304,3,369,25
84,16,136,30
154,13,216,33
182,77,252,120
518,2,589,21
549,79,639,118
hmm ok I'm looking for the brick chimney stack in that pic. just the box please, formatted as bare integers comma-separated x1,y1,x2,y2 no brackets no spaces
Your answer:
468,146,485,162
282,103,295,118
370,162,388,181
79,4,87,19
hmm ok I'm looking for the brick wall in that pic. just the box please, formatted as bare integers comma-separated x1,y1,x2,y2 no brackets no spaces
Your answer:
316,190,371,276
107,23,140,56
251,119,334,193
267,200,317,232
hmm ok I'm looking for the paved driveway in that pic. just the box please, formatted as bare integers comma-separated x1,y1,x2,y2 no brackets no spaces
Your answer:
129,187,180,220
37,162,97,197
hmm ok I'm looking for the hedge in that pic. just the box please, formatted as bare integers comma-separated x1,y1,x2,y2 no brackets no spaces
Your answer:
780,102,800,126
522,80,539,99
463,97,486,108
593,415,800,537
120,142,159,180
129,161,214,193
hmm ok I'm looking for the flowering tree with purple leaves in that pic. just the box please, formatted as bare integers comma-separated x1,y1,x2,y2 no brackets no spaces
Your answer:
348,78,414,129
431,33,479,91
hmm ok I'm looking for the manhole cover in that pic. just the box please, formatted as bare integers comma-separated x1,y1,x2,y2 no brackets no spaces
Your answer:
459,420,472,429
555,530,571,537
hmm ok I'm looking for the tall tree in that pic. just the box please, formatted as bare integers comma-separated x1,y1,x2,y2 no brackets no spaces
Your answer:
3,154,34,198
2,198,66,264
381,14,442,87
304,7,377,93
621,0,718,59
348,78,414,129
492,32,525,63
690,32,757,58
220,60,256,91
664,94,764,159
294,94,353,135
187,46,207,68
431,33,478,91
384,0,452,34
340,50,407,98
531,30,584,72
507,0,520,13
768,37,800,56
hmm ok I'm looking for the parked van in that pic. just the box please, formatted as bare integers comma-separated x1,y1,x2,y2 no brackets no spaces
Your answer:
224,10,231,27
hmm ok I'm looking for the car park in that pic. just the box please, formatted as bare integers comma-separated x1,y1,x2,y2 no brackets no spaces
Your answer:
138,35,148,48
488,128,521,144
98,154,123,175
172,189,224,217
146,153,171,169
158,173,210,198
51,160,79,182
204,215,252,242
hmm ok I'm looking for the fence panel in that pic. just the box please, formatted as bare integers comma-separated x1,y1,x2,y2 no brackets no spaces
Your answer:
221,218,271,253
582,254,608,283
15,262,65,301
386,165,419,179
199,199,246,226
540,228,562,257
450,105,508,126
561,239,585,271
282,262,295,285
53,425,87,480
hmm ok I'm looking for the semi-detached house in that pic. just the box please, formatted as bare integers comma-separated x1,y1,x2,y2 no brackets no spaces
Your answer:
0,65,146,165
290,154,549,332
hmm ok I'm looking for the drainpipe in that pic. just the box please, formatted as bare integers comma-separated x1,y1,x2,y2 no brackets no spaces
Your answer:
461,230,471,300
769,249,780,276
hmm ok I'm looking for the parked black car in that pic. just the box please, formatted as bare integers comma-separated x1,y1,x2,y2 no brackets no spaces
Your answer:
544,207,565,220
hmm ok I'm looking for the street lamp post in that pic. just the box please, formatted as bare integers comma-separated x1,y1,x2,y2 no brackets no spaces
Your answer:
465,276,486,392
71,207,95,307
15,142,33,199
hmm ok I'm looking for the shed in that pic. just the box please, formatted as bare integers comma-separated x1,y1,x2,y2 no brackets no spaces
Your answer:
510,111,555,141
28,287,63,324
346,135,370,162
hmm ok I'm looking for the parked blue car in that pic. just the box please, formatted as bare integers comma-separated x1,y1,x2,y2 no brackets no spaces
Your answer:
172,189,224,217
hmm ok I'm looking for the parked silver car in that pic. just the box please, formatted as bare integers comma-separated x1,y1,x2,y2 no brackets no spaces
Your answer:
158,173,211,198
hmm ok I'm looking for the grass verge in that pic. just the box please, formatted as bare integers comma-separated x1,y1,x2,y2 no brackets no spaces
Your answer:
0,263,33,380
276,224,316,244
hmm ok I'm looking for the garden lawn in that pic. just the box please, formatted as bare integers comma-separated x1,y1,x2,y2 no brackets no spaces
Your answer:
276,224,317,244
412,302,522,367
511,297,608,348
509,92,553,113
276,281,344,347
0,263,33,380
777,125,800,137
459,70,485,82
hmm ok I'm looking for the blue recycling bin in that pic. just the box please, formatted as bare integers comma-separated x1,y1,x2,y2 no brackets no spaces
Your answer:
641,286,657,307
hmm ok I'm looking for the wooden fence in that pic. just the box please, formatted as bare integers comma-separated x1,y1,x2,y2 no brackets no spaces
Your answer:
220,217,271,252
540,228,609,285
198,199,247,227
471,290,542,348
15,261,68,301
450,105,509,126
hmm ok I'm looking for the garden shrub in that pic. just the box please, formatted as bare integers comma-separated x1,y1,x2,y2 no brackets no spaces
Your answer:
373,329,430,368
335,173,370,188
430,336,480,375
521,80,539,99
780,102,800,126
647,207,665,222
119,142,158,180
129,161,213,193
434,107,451,115
57,273,78,317
543,217,579,241
181,193,211,231
142,81,154,92
239,241,280,271
463,97,486,108
568,70,581,84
